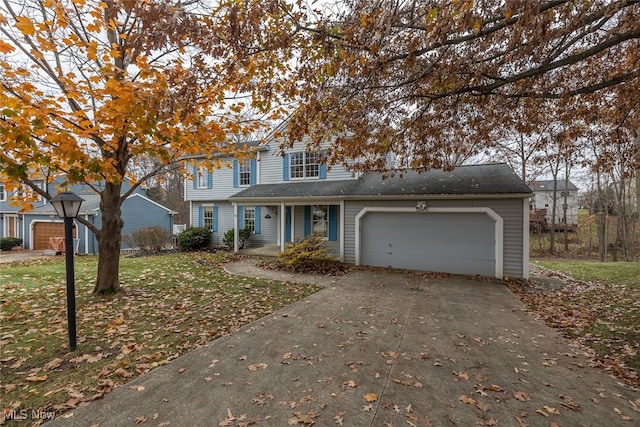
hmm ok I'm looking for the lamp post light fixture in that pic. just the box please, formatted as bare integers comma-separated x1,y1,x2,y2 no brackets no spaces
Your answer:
49,191,83,351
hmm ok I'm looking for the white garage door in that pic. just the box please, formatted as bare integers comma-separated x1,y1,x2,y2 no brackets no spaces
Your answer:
360,211,498,276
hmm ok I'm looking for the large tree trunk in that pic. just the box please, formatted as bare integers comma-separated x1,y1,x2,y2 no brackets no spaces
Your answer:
93,182,124,294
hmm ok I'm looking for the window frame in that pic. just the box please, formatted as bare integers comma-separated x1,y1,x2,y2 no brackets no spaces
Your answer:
202,205,214,231
196,166,208,189
244,206,256,233
0,184,5,202
311,205,328,239
289,151,320,180
238,162,251,187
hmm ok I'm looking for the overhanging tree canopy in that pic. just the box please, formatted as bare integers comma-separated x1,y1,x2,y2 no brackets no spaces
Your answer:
271,0,640,172
0,0,283,293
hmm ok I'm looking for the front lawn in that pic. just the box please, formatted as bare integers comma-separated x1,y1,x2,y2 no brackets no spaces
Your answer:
509,260,640,386
0,252,321,424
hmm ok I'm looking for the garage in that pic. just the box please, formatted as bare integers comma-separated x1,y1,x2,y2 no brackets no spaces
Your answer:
358,208,503,277
32,222,65,250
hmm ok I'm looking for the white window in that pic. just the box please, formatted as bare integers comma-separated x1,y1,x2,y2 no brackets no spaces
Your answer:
290,152,319,179
312,205,328,238
238,163,251,186
202,205,214,230
244,206,255,233
197,166,208,189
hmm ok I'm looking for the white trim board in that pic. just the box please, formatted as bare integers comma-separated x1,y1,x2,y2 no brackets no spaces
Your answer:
354,206,504,278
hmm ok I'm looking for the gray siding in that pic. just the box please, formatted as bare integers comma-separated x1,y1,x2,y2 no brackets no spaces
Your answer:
190,202,280,249
184,161,241,202
344,198,526,278
260,138,356,184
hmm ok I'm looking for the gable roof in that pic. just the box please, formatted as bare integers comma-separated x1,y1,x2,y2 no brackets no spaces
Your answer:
529,180,579,192
230,163,532,202
24,193,175,216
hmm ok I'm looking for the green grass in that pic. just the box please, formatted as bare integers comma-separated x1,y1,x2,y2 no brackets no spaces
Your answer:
532,260,639,287
0,252,321,425
527,260,640,378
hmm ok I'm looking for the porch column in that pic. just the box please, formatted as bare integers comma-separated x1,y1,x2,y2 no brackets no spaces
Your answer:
339,201,345,262
280,201,286,251
233,202,239,253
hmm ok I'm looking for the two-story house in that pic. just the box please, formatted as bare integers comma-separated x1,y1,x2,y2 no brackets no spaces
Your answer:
529,179,580,230
185,135,533,279
1,176,175,254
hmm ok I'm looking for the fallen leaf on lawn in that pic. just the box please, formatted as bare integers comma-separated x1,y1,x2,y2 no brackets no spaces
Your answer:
26,375,48,382
363,405,373,411
334,412,344,425
135,415,147,424
342,380,357,389
114,368,132,378
364,393,378,402
248,363,268,371
130,385,145,392
43,358,63,371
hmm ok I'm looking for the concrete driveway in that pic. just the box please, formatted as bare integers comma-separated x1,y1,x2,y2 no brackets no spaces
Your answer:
0,249,51,264
46,260,639,426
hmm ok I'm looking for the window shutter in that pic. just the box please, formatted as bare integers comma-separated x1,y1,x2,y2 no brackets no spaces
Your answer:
319,150,327,179
198,205,203,227
304,205,311,236
283,154,290,181
254,206,261,234
250,159,257,186
238,205,244,228
207,170,213,189
328,205,337,241
233,159,239,188
192,165,197,189
212,206,219,232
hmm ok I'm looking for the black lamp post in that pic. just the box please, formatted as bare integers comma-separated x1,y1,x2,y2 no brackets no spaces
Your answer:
50,191,83,351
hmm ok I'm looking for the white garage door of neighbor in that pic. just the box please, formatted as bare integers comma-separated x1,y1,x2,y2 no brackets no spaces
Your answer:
360,211,497,276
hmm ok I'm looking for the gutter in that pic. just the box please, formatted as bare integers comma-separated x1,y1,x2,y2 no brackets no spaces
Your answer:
228,193,533,203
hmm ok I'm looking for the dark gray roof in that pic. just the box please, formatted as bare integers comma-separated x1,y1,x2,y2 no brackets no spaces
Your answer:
230,163,532,201
529,180,579,192
26,194,100,216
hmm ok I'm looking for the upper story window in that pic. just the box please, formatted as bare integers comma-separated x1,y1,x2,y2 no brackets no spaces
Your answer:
0,184,5,201
196,166,208,189
238,163,251,186
290,151,319,179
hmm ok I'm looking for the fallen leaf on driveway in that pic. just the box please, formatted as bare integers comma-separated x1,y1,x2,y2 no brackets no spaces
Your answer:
248,363,268,371
364,393,378,402
513,391,531,401
543,405,560,415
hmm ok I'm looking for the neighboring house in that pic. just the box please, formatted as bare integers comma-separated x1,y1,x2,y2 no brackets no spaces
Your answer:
529,179,580,228
0,177,175,254
185,137,533,279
